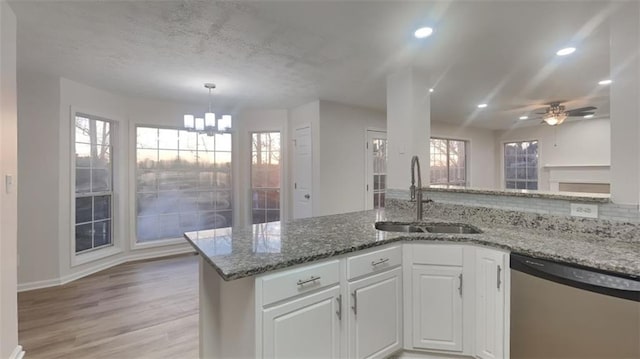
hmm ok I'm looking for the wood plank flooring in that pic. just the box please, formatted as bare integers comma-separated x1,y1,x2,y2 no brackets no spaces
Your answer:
18,254,199,359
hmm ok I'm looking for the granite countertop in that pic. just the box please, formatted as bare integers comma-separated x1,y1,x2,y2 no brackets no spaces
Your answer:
425,185,611,203
184,206,639,281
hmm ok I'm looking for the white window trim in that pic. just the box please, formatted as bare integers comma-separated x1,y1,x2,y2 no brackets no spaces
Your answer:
501,139,540,190
249,130,283,225
429,136,470,186
70,106,125,267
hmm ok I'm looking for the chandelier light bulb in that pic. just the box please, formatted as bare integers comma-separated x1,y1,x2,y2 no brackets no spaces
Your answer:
195,118,205,131
205,112,216,128
184,114,195,129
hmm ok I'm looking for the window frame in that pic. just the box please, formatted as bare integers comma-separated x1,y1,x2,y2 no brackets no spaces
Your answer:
502,139,539,190
249,131,282,224
132,124,234,246
70,109,123,266
429,137,468,186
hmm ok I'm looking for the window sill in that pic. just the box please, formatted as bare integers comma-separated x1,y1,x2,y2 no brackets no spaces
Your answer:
131,236,186,250
72,245,123,267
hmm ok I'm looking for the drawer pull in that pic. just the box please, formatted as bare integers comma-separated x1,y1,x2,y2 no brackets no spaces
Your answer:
297,276,321,286
497,265,502,290
371,258,390,266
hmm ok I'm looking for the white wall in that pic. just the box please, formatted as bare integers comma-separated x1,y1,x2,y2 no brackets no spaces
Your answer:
386,68,431,190
0,2,20,357
431,121,497,189
495,118,611,191
16,71,60,285
318,100,385,216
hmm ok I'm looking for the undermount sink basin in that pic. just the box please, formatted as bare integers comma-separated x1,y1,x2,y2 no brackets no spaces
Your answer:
374,221,482,234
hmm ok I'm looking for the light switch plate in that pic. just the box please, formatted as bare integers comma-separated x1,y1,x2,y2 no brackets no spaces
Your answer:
570,203,598,219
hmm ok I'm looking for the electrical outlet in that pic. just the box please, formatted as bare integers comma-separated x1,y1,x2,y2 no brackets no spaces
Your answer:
570,203,598,219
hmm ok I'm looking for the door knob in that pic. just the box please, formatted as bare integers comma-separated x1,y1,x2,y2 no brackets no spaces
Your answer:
304,194,310,199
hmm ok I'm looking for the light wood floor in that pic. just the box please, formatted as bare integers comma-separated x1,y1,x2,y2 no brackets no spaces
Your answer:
18,254,199,359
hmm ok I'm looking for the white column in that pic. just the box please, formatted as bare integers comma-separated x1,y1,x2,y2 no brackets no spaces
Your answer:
386,67,431,191
610,2,640,205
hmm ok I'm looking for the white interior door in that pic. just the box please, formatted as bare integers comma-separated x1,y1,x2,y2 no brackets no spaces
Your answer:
365,130,387,209
293,126,312,219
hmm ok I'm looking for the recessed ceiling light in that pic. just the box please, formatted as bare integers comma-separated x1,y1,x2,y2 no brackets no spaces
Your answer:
519,116,528,120
556,47,576,56
429,88,434,93
584,114,594,118
477,103,488,108
598,79,612,85
414,27,434,39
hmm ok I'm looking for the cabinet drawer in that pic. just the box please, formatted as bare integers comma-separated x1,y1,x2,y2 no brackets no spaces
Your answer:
347,245,402,280
261,260,340,305
412,244,463,266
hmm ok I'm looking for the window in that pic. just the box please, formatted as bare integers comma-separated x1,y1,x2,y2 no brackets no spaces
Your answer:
430,138,467,186
504,140,538,190
251,132,281,224
74,115,113,253
371,137,387,209
135,127,232,242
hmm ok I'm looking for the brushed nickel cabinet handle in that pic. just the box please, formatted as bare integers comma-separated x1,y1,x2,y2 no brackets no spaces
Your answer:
497,265,502,290
458,273,463,296
371,258,390,266
351,291,357,315
297,276,320,286
336,294,342,320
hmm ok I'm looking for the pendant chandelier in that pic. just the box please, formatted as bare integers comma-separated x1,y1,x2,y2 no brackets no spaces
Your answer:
183,83,232,136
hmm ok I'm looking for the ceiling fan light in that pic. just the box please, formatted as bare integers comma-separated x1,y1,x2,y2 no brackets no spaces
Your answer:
544,117,559,126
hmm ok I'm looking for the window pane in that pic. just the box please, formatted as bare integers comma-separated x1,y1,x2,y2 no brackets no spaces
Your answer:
94,220,111,247
94,195,111,221
75,223,93,252
136,127,158,149
75,117,91,143
92,168,111,192
76,197,92,224
430,138,466,186
76,168,91,193
75,143,91,167
158,129,179,149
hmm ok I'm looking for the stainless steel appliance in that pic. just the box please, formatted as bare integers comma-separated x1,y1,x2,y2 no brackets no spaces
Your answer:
510,253,640,359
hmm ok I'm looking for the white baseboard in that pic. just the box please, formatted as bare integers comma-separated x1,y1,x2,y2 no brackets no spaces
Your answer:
18,244,195,292
9,345,25,359
392,350,473,359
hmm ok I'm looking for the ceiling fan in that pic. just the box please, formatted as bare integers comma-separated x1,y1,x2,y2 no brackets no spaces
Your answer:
530,102,597,126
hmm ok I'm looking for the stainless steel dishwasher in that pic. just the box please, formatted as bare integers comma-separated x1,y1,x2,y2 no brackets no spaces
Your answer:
510,253,640,359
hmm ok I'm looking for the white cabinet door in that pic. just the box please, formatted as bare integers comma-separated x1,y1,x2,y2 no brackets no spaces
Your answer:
412,265,464,352
262,285,341,359
348,267,402,359
475,248,507,359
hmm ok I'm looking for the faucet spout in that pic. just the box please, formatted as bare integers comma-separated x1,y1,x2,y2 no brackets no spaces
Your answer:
410,155,423,221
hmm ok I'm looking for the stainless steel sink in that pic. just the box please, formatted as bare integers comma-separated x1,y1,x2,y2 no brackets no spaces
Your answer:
425,224,482,234
374,222,426,233
374,221,482,234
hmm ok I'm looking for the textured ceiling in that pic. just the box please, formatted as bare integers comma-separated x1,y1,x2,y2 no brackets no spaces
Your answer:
11,0,615,129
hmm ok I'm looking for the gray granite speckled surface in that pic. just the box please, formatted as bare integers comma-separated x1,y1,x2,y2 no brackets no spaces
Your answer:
185,204,640,281
426,185,611,203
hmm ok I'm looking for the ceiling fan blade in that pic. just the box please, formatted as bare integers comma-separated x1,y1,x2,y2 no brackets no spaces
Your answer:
566,111,595,117
566,106,597,114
